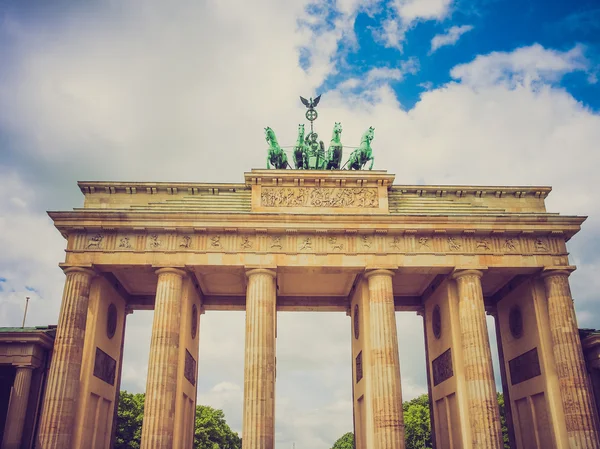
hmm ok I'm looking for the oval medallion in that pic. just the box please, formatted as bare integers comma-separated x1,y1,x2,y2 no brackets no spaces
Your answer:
353,304,359,340
432,305,442,340
509,305,523,339
191,304,198,339
107,303,117,339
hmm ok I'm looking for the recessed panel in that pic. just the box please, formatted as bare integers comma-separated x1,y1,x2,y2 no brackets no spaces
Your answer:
278,271,356,296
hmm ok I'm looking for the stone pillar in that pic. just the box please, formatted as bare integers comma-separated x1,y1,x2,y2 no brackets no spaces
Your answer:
541,269,600,448
2,365,34,449
37,266,95,449
365,269,405,449
452,269,503,449
141,268,186,449
242,268,277,449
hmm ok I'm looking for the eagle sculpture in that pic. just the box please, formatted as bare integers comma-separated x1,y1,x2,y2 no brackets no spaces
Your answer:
300,95,321,109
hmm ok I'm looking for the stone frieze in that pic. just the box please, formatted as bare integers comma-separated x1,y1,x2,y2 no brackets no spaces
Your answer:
260,187,379,208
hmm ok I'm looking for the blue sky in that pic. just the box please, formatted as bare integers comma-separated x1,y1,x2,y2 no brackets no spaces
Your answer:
0,0,599,447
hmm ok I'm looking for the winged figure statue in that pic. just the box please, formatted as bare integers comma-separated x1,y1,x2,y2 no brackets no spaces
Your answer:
300,95,321,109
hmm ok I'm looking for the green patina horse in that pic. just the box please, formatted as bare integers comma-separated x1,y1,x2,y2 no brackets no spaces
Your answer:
293,124,308,169
346,126,375,170
265,127,289,169
326,122,343,170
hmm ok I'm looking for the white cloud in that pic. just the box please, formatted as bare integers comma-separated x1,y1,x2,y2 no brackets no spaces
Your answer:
374,0,454,49
451,43,590,89
430,24,473,53
394,0,453,22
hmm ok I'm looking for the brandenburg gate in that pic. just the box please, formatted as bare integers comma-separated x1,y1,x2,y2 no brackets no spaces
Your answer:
30,165,600,449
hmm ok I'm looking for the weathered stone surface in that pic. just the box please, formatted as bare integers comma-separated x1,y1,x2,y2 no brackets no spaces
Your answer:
140,268,186,449
2,365,34,449
454,269,503,449
366,269,405,449
542,270,600,448
242,269,277,449
37,267,95,449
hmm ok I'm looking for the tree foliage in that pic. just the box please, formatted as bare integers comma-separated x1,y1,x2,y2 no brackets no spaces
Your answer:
331,432,354,449
115,392,241,449
330,393,510,449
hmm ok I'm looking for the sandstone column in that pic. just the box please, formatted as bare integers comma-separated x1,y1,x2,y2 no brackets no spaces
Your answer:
541,269,600,448
140,268,186,449
242,268,277,449
37,266,95,449
365,269,405,449
2,365,34,449
453,269,503,449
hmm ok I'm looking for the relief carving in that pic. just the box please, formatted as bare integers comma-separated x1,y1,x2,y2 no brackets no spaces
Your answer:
184,349,197,386
261,187,379,208
270,236,283,249
432,348,453,386
328,237,344,251
356,351,363,383
118,237,132,249
180,235,191,248
360,236,372,249
240,236,253,249
87,234,104,249
148,234,161,248
476,238,491,250
390,236,401,250
535,238,549,252
418,237,430,248
448,237,462,251
504,238,517,251
299,237,312,251
210,235,221,248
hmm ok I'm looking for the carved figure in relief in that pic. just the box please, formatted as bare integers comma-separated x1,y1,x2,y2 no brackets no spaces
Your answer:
118,237,131,249
265,127,289,169
210,235,221,248
293,124,309,169
300,237,312,250
390,236,401,249
328,237,344,251
87,234,104,249
448,237,461,251
149,235,161,248
240,237,253,249
504,238,517,251
361,235,372,248
326,122,343,170
180,236,191,248
418,237,430,248
476,239,491,250
270,236,283,249
535,238,548,252
346,127,374,170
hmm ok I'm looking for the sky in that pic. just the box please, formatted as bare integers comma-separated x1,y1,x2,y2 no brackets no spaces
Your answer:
0,0,599,447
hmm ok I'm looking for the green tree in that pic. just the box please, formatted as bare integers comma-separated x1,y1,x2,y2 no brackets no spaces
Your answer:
497,392,510,449
115,391,145,449
331,431,354,449
403,394,432,449
115,392,241,449
194,404,241,449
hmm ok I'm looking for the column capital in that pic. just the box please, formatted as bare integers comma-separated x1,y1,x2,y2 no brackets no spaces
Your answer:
364,268,396,279
540,266,576,280
452,268,484,280
155,267,187,277
14,364,35,370
245,267,277,279
60,265,97,277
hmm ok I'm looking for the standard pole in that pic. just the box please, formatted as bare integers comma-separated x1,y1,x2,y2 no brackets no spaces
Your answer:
21,296,29,328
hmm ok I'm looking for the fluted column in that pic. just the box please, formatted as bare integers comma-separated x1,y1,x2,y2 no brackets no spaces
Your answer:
2,365,34,449
542,269,600,448
140,268,186,449
365,269,405,449
453,269,502,449
242,268,277,449
37,266,95,449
